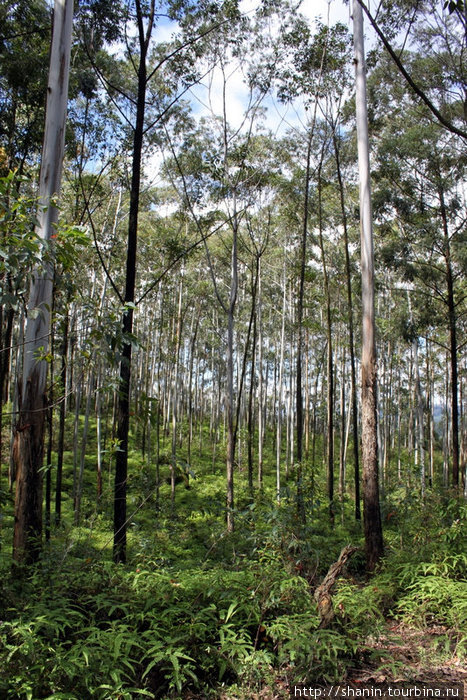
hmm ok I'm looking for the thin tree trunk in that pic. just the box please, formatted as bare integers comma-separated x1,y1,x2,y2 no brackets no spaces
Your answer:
55,309,69,524
95,366,103,502
286,284,295,478
317,161,334,523
296,132,313,514
305,327,310,459
187,310,199,470
257,258,264,488
276,260,287,503
0,306,14,474
171,275,184,511
426,339,434,489
438,183,460,489
333,131,361,520
395,356,402,483
413,337,425,497
443,353,450,488
226,209,238,532
339,346,346,501
74,371,94,524
45,315,55,543
9,313,25,490
113,0,155,563
247,305,257,494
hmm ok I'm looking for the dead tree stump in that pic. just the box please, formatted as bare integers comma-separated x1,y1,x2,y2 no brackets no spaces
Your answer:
314,544,358,628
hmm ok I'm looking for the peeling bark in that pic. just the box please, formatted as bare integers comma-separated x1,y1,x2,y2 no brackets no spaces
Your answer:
13,0,73,563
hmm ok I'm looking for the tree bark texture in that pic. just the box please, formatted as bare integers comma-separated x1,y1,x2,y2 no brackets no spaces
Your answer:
13,0,73,563
353,0,384,571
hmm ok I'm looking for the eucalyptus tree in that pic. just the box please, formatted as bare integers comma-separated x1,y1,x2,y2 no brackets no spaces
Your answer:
316,134,339,521
241,206,271,489
12,0,73,563
78,0,248,561
0,174,43,496
1,0,122,545
0,0,51,495
330,128,361,519
100,0,158,562
355,0,467,141
355,0,467,495
266,15,352,513
353,0,383,570
366,43,466,491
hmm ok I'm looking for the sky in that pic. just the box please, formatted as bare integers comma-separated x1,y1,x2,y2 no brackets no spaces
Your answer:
147,0,371,184
184,0,355,135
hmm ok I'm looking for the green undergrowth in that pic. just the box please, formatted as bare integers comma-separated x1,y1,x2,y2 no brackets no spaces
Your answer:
0,496,366,698
1,492,466,698
354,494,467,668
1,441,466,699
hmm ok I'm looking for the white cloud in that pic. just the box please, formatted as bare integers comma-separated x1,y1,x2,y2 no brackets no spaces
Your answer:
185,0,354,135
146,0,361,181
189,61,253,131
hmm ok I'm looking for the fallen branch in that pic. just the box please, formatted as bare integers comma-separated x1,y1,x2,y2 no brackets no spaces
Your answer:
314,544,359,628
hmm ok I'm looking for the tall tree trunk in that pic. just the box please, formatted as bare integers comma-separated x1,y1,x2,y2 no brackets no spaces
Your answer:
339,345,346,502
305,327,310,459
296,132,313,513
0,306,14,474
45,314,55,543
171,275,184,510
257,258,264,488
74,371,94,524
95,362,104,503
9,313,25,490
438,182,460,489
395,354,402,483
443,352,450,488
187,310,199,470
247,286,258,494
226,208,238,532
113,0,154,563
333,131,361,520
72,370,82,511
317,161,335,523
413,335,425,497
353,0,383,571
55,308,69,524
426,339,434,489
276,259,287,503
13,0,73,563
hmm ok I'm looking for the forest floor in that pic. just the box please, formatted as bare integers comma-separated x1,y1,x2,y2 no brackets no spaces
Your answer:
350,620,467,685
213,621,467,700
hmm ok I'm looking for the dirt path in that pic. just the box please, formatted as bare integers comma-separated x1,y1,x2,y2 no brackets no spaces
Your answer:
348,621,466,689
216,622,466,700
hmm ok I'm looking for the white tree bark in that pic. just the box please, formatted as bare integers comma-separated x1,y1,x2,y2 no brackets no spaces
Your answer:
13,0,73,562
24,0,73,380
353,0,383,571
